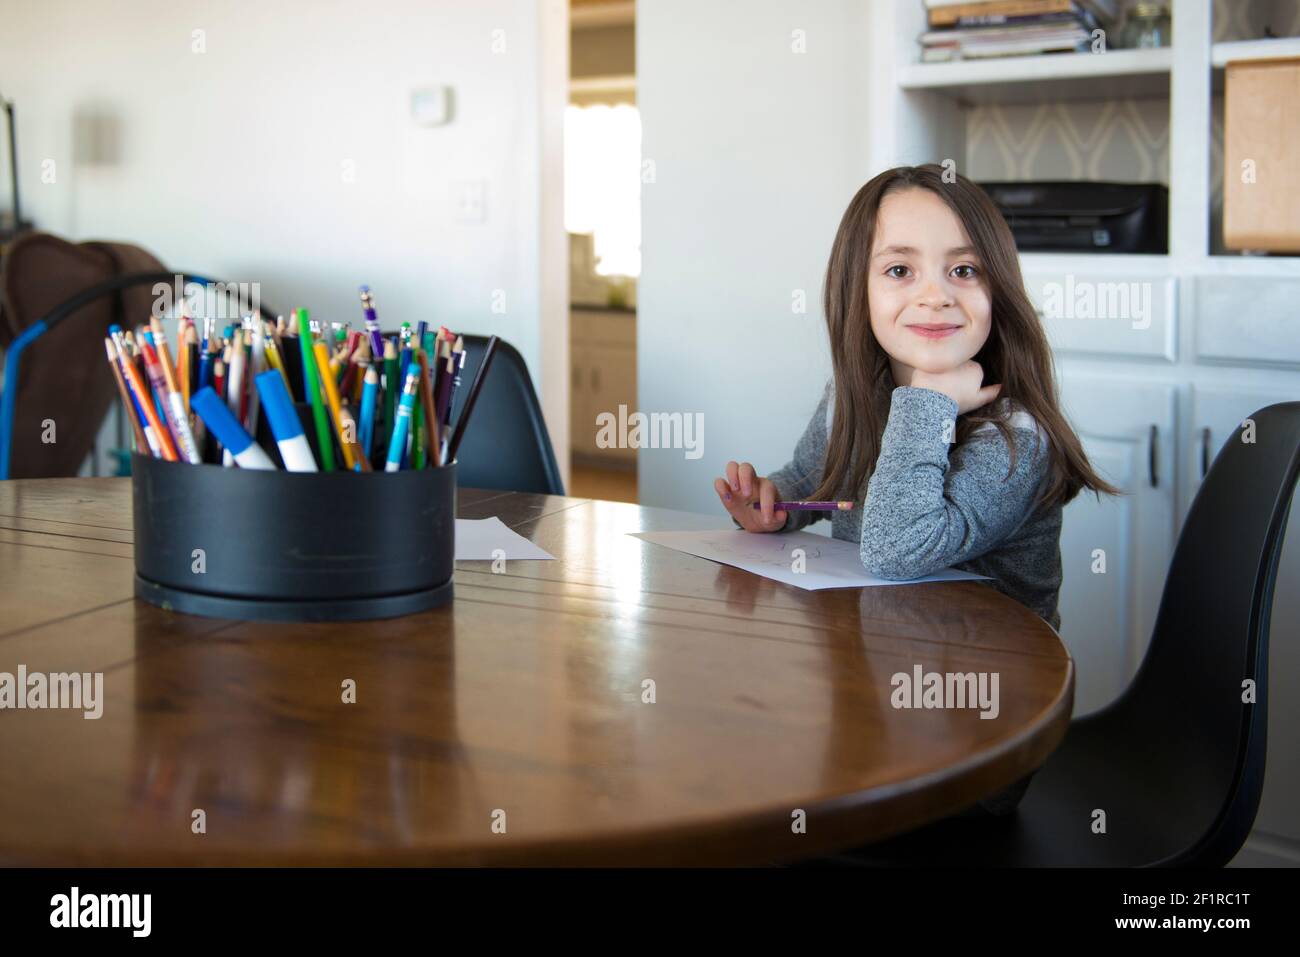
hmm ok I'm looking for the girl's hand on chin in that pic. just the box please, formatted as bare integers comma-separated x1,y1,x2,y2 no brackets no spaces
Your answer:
909,360,1002,415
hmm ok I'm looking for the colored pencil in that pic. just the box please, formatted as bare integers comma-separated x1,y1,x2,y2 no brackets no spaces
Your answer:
313,340,354,471
297,308,336,471
750,501,856,511
359,286,385,363
115,331,178,462
104,337,150,455
382,338,399,449
359,366,379,462
415,349,441,468
140,330,198,463
384,367,422,472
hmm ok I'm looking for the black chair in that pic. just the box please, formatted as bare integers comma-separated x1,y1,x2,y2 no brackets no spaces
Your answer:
449,334,564,496
816,402,1300,867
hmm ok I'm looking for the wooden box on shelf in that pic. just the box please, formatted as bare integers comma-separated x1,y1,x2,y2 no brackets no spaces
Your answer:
1223,56,1300,253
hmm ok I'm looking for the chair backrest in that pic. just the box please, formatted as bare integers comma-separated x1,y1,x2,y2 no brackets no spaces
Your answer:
1117,402,1300,866
448,334,564,496
0,233,166,477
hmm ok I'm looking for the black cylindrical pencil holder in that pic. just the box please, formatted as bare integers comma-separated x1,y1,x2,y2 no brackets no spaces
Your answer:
132,453,455,622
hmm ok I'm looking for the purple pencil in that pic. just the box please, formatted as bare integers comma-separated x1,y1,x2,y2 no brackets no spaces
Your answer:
359,286,385,361
752,500,855,511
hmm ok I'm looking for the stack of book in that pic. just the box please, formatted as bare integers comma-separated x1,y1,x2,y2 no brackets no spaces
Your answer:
919,0,1118,63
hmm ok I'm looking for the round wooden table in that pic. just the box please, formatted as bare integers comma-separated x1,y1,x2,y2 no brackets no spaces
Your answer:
0,478,1073,865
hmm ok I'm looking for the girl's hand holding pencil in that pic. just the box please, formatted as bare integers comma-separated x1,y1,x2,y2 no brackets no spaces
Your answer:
714,461,788,532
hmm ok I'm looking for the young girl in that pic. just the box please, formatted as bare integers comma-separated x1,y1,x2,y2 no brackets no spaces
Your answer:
715,163,1115,635
713,165,1116,818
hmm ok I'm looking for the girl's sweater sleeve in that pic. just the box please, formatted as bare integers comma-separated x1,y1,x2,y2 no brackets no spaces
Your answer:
764,382,833,532
860,386,1048,580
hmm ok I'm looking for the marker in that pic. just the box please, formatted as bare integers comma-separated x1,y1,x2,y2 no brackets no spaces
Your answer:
255,370,317,472
384,367,421,472
190,387,276,470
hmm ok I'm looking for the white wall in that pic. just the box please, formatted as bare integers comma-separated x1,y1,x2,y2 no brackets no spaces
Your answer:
1,0,567,479
636,0,873,514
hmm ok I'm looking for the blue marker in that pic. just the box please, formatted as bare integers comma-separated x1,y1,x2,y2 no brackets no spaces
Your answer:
191,387,275,470
384,367,422,472
255,370,318,472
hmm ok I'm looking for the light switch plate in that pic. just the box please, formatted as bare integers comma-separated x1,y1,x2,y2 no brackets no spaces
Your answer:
411,86,453,127
454,180,486,223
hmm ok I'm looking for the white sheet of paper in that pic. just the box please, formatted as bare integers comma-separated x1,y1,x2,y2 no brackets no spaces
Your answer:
455,517,555,561
630,529,987,591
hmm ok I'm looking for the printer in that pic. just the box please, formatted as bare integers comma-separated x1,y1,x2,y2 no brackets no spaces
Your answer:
977,181,1168,254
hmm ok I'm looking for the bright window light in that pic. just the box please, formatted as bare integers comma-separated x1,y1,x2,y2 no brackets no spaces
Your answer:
564,104,641,278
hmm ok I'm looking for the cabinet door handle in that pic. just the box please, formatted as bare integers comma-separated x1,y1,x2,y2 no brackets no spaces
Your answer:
1148,424,1158,488
1200,427,1212,479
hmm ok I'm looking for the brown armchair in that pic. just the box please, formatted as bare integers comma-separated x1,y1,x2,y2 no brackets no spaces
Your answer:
0,232,166,478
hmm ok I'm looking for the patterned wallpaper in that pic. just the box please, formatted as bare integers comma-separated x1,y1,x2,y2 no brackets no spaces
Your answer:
963,0,1300,252
967,99,1170,184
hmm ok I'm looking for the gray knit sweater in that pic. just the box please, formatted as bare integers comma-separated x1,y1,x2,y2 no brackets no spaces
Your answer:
767,382,1064,631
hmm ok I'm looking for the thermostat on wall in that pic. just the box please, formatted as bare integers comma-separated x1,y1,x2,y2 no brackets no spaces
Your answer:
411,86,453,127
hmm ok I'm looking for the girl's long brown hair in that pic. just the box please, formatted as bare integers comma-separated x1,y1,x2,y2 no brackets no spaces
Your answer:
810,163,1117,507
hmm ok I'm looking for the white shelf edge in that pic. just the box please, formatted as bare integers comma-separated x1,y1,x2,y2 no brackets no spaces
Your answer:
899,47,1172,90
1018,252,1170,268
1017,251,1300,277
1211,37,1300,68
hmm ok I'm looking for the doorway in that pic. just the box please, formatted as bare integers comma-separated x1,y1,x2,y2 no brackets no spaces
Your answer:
565,0,639,503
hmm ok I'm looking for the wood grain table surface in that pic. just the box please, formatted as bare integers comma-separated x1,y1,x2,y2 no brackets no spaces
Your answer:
0,477,1073,865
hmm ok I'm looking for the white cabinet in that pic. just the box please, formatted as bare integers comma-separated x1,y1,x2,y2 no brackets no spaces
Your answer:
570,309,637,465
1056,375,1178,716
1190,385,1300,849
1023,269,1178,362
570,341,600,458
1193,276,1300,369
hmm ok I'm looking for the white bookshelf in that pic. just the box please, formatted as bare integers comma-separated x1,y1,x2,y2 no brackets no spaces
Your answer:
871,0,1300,277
